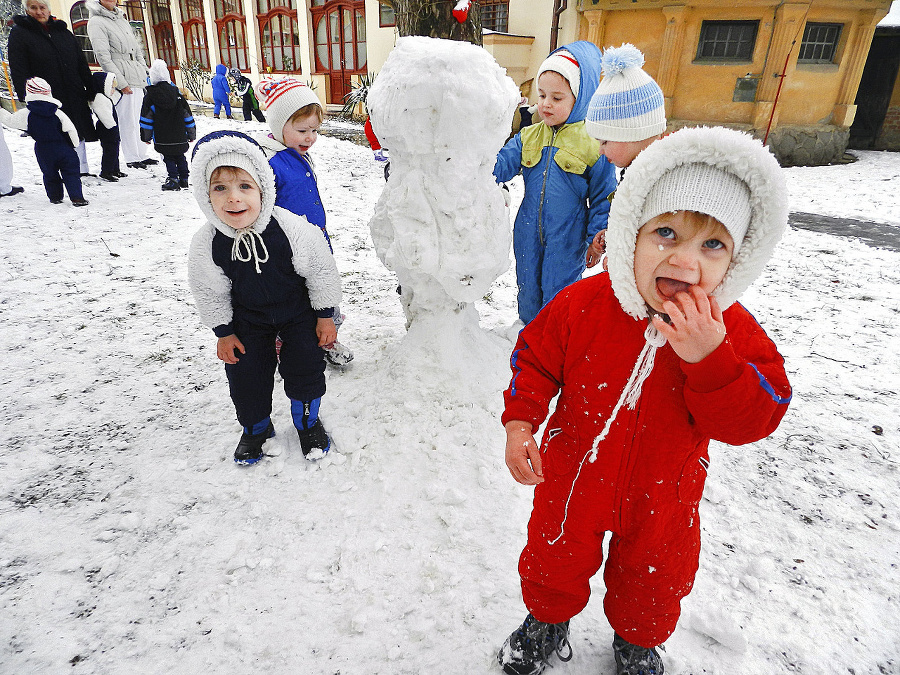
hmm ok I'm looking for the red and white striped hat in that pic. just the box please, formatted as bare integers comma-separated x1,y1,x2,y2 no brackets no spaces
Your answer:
255,78,321,144
25,77,62,107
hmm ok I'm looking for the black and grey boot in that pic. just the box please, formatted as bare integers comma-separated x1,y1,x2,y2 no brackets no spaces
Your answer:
612,633,664,675
161,177,181,191
233,421,274,465
498,613,572,675
297,420,330,458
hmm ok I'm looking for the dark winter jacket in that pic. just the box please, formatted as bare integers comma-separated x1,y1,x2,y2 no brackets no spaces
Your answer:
139,82,196,154
7,14,97,142
25,100,77,147
211,65,231,101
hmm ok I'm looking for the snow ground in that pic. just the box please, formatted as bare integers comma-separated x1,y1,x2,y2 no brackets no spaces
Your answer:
0,116,898,675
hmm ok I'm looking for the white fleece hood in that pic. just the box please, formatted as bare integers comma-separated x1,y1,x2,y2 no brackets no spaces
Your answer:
607,126,789,320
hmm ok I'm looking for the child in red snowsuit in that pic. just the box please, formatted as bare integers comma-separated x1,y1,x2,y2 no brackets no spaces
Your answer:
498,126,792,675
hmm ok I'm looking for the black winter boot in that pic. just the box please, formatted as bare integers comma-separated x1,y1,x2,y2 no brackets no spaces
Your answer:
498,613,572,675
612,633,665,675
297,420,330,458
234,422,274,465
162,177,181,191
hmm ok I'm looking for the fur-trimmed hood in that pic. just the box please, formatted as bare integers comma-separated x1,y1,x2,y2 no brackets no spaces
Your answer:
607,126,788,320
190,130,277,239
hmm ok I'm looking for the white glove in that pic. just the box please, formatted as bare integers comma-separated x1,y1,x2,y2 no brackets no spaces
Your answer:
373,149,388,162
501,184,511,208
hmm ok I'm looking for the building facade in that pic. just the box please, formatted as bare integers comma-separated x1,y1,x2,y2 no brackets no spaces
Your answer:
14,0,895,164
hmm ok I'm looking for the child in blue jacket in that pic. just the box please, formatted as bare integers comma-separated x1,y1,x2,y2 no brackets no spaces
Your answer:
255,78,354,367
211,64,232,119
494,41,617,325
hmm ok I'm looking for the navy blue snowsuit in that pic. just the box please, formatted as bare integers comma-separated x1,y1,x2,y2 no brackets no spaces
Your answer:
27,100,83,202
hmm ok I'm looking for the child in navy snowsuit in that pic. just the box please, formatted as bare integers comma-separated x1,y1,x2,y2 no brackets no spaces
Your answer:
494,42,617,325
229,68,265,122
140,60,196,191
211,64,232,119
187,130,342,464
255,77,354,367
0,77,86,206
89,71,126,182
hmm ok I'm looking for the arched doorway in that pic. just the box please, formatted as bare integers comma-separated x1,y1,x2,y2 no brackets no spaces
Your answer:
310,0,366,103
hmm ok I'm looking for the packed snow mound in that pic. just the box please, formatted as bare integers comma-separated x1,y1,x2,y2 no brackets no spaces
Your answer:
367,36,519,309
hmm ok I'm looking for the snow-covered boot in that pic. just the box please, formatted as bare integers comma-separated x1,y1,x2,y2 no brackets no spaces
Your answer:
323,341,354,367
612,633,665,675
234,420,274,465
291,398,331,458
498,613,572,675
161,177,181,191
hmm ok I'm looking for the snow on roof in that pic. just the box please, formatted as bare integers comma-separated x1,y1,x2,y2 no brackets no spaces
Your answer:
878,0,900,27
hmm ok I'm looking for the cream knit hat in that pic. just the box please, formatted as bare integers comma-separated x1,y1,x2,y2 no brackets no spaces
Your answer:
256,78,321,144
536,49,581,98
585,44,666,142
149,59,171,84
640,163,752,254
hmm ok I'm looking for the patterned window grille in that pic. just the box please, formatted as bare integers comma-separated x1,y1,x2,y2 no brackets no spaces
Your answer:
480,0,509,33
256,0,301,73
214,0,249,71
70,1,97,66
696,20,758,61
798,23,842,64
179,0,210,68
147,0,178,69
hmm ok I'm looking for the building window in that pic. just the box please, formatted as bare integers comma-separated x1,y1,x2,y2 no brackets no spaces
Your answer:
214,0,249,70
696,20,758,61
121,0,152,64
179,0,210,68
147,0,178,69
70,1,96,66
378,1,394,27
257,0,301,73
798,22,842,64
481,0,508,33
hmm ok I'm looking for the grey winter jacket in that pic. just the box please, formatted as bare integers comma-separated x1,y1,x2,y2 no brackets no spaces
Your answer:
86,0,148,90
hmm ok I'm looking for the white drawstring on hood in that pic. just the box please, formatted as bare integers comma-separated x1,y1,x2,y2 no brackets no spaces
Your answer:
548,126,787,545
231,228,270,274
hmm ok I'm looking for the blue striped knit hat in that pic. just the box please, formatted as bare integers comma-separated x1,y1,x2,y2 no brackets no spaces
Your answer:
585,44,666,142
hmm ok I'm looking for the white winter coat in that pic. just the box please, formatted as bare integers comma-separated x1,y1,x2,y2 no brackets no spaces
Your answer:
86,0,148,90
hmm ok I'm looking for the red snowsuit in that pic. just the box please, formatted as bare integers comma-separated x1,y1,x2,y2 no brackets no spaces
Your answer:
502,273,791,647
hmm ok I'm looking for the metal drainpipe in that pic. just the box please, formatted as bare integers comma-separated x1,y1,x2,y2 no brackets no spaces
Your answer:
550,0,567,52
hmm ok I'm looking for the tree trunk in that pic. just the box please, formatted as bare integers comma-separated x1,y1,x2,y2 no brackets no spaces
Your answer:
387,0,483,45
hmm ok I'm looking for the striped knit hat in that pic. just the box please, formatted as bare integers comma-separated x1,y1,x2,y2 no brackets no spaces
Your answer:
255,78,321,144
25,77,62,107
536,49,581,98
585,44,666,142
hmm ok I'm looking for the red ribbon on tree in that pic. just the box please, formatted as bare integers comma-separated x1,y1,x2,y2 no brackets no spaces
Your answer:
452,0,469,23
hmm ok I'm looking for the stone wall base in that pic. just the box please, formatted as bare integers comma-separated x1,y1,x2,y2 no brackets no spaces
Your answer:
876,105,900,151
667,120,853,167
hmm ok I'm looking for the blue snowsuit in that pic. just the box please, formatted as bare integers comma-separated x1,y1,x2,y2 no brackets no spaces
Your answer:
27,100,84,202
269,148,331,250
211,64,232,117
494,41,617,325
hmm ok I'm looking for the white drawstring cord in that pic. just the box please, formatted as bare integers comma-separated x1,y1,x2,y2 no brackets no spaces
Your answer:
231,228,269,274
548,323,666,546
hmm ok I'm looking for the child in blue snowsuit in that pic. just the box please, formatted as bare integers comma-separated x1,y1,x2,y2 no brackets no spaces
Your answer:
255,77,354,367
494,41,617,325
89,71,126,182
211,64,232,119
0,77,87,206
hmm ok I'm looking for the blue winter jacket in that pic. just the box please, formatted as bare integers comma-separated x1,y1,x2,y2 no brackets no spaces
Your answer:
494,41,617,324
269,148,331,251
211,64,231,101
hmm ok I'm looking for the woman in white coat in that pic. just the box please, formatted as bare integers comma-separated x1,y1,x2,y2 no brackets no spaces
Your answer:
86,0,156,168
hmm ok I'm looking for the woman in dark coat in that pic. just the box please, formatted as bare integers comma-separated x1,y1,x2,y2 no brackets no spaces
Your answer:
8,0,98,174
